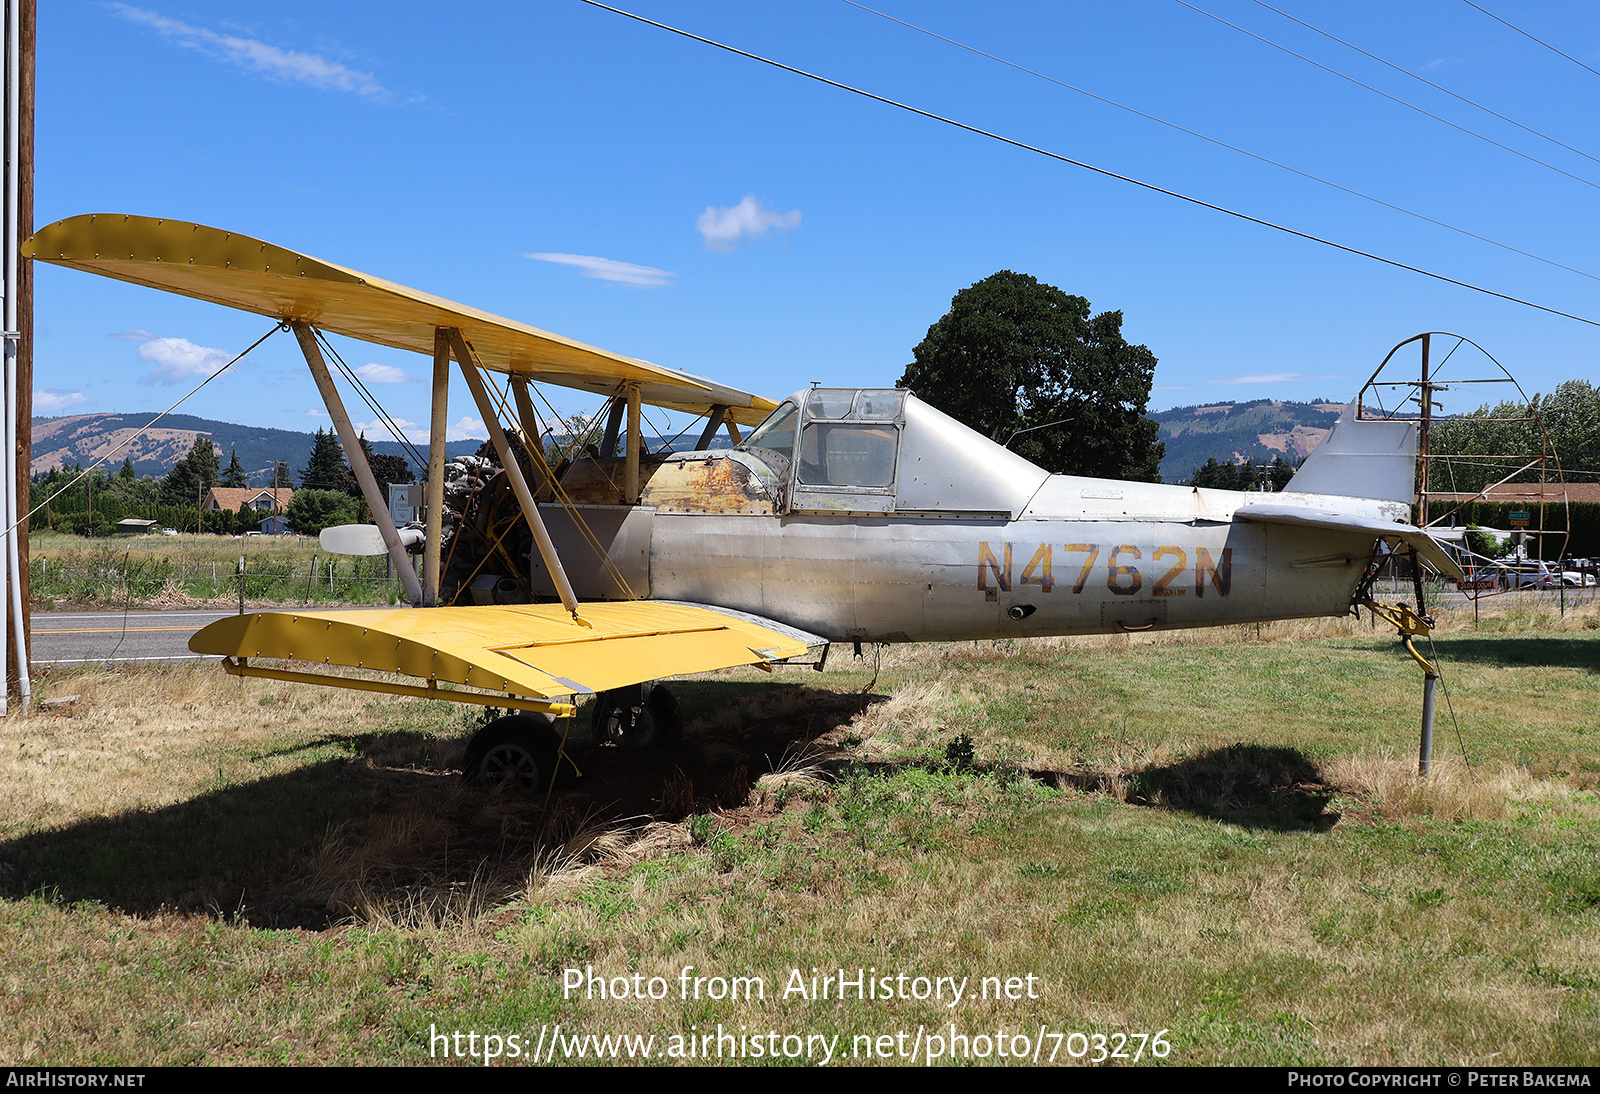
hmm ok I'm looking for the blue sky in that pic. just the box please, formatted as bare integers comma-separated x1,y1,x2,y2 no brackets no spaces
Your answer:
30,1,1600,451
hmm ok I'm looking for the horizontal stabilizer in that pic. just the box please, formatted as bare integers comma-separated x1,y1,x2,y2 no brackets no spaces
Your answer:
1235,503,1464,581
189,601,824,699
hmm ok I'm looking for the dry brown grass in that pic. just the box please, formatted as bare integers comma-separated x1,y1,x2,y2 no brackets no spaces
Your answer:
0,662,387,832
1324,751,1597,823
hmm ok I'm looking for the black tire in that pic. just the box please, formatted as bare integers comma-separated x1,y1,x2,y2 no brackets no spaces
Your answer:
461,714,577,792
593,684,681,749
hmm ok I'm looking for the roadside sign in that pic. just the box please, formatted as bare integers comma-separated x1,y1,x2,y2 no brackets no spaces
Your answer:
1509,509,1530,527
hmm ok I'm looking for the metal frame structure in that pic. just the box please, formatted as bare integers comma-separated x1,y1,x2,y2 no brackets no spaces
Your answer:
1357,332,1570,586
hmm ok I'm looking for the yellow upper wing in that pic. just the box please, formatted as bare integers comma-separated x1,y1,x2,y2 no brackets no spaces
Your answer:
188,601,823,699
25,213,776,425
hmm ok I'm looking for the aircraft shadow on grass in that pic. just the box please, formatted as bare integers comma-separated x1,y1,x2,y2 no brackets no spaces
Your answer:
1427,634,1599,673
1044,744,1339,833
0,679,869,929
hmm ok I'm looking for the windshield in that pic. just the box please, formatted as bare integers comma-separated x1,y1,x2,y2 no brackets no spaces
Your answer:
743,402,798,463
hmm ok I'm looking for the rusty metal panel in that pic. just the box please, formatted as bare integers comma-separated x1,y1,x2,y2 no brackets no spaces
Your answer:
640,454,776,515
557,456,668,505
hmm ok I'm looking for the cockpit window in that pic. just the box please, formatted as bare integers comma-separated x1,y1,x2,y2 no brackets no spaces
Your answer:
854,391,904,420
797,423,898,488
805,389,856,420
743,402,798,463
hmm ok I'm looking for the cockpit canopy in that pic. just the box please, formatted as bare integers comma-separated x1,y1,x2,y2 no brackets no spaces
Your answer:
741,388,1050,518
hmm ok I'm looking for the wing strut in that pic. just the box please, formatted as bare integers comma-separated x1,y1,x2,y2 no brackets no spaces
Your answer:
423,328,450,606
446,326,590,628
293,321,425,605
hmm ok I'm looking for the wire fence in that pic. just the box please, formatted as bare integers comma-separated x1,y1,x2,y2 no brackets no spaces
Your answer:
31,551,409,608
1369,575,1600,617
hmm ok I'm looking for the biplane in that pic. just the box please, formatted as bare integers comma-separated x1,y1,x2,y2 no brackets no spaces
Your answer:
24,213,1462,790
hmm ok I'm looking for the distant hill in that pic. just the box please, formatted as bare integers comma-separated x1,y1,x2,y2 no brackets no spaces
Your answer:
1151,399,1343,484
35,401,1347,489
31,412,483,485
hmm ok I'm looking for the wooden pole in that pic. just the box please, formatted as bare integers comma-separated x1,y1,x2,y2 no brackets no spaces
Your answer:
508,377,549,496
5,0,29,703
624,382,641,503
423,328,448,606
509,377,539,441
292,321,424,605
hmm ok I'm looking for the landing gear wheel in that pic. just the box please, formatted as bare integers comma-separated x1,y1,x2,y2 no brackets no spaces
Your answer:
461,714,577,792
592,684,681,749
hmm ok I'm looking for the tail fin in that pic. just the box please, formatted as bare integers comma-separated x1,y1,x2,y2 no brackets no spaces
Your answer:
1287,399,1416,503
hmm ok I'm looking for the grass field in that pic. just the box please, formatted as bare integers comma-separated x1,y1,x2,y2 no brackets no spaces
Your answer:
1,597,1596,1066
27,531,408,609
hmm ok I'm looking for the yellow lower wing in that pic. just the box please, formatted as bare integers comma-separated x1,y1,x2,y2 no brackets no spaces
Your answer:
189,601,823,702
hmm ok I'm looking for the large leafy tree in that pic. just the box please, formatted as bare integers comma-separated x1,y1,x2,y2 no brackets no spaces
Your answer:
898,271,1164,481
1430,379,1599,492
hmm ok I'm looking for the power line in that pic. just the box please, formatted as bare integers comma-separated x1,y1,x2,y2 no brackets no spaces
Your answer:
1250,0,1600,168
1173,0,1600,192
840,0,1600,284
578,0,1600,330
1460,0,1600,81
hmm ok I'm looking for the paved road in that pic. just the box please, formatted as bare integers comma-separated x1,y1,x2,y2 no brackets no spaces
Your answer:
28,609,241,665
30,607,394,666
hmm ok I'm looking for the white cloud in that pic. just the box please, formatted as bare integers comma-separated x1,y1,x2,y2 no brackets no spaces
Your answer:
111,328,158,341
526,252,676,288
109,4,389,99
696,196,801,252
34,390,88,413
306,408,326,417
447,416,488,442
349,417,428,445
137,336,231,383
354,362,415,384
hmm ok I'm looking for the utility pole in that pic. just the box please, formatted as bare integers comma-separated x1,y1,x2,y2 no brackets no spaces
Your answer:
2,0,31,712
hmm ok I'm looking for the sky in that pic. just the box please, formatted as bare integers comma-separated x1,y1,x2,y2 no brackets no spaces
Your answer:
29,0,1600,458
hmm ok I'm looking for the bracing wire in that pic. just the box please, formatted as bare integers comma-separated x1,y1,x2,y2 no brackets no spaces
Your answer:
578,0,1600,330
1425,633,1477,778
12,320,286,537
311,328,429,472
464,355,639,599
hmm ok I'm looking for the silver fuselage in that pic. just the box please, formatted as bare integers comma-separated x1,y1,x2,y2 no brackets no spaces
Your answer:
532,392,1407,643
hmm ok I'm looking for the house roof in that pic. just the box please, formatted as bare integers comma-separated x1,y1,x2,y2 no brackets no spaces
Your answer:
1430,482,1600,505
205,486,294,510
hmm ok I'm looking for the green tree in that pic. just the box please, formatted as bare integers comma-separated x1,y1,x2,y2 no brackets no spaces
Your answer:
270,460,292,488
1190,457,1239,490
1432,379,1599,492
898,271,1164,481
286,489,360,535
299,428,348,492
220,448,248,487
160,436,220,506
